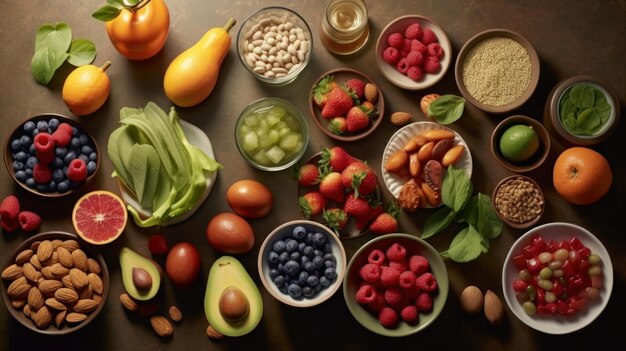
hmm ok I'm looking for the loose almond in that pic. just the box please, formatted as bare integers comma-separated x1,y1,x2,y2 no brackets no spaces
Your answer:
62,275,75,290
23,304,31,318
389,112,412,126
55,287,79,305
28,287,45,310
34,306,53,329
29,255,43,270
73,299,99,314
45,298,67,311
88,273,104,294
2,264,24,280
15,249,34,265
37,240,54,262
60,240,80,252
79,284,94,300
51,263,69,278
69,268,89,289
66,312,88,324
484,290,504,325
43,251,59,265
460,285,483,314
364,83,379,104
55,310,66,328
22,262,40,282
206,325,224,339
40,266,55,280
11,299,26,309
56,247,73,269
38,279,64,296
150,315,174,337
92,293,103,304
119,293,138,312
87,258,101,275
8,277,31,299
30,241,41,251
169,306,183,322
71,249,88,271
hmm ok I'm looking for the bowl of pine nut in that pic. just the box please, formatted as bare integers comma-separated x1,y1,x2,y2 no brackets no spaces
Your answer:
492,175,544,229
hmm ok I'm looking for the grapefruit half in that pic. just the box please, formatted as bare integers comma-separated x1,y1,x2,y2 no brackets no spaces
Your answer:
72,190,127,244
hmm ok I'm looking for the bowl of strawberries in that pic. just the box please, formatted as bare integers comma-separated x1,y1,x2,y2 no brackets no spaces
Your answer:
309,68,384,142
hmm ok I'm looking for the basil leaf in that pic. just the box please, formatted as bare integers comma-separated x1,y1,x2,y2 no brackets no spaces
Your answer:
594,90,612,125
31,48,68,85
35,22,72,56
475,193,502,239
67,39,97,66
442,165,472,212
422,207,456,239
441,225,484,262
92,5,122,21
427,95,465,125
570,84,595,108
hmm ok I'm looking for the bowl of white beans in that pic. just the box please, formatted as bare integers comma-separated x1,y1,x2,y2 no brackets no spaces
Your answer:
237,7,313,86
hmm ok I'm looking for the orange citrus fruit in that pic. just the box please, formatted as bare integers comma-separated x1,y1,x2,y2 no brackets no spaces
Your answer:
553,147,612,205
72,190,127,244
62,61,111,116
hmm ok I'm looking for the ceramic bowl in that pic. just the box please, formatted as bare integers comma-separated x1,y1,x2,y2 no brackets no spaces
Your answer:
455,29,540,114
308,68,385,142
375,15,452,90
543,75,620,146
492,174,545,229
490,115,550,173
502,222,613,334
235,97,309,171
1,231,109,335
4,114,100,197
258,220,346,307
343,233,448,336
237,7,312,86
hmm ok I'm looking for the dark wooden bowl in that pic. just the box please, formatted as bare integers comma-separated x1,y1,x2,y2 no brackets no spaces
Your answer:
491,115,550,173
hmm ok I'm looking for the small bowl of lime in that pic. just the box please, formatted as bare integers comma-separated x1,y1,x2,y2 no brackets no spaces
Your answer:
235,97,309,171
491,115,550,173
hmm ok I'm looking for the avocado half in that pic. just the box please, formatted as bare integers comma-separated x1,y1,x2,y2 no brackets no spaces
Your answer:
204,256,263,337
119,247,161,301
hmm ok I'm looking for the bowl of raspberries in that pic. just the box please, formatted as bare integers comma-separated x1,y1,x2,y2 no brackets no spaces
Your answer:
375,15,452,90
343,233,448,336
3,114,100,197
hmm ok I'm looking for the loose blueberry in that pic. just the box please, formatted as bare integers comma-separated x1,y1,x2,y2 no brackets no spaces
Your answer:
20,135,32,148
303,245,315,258
79,133,90,146
72,127,79,136
300,256,310,264
286,239,298,253
273,275,286,288
36,183,48,193
68,180,80,189
52,157,64,169
305,232,314,244
319,276,331,287
47,181,57,192
323,243,332,253
87,161,97,175
298,242,306,253
292,225,307,239
48,118,59,131
298,271,309,285
323,253,336,263
325,260,336,268
313,256,324,269
283,260,300,277
290,251,301,262
287,283,302,298
28,144,36,155
55,147,68,158
78,154,89,163
267,251,280,264
23,121,36,133
304,261,316,273
89,152,97,161
12,161,24,172
313,232,327,246
36,120,48,132
279,251,290,263
324,267,337,280
31,129,39,137
63,152,76,164
25,169,33,177
15,170,27,182
314,284,322,292
57,181,69,193
11,139,21,151
81,145,93,155
272,240,287,253
25,178,36,188
70,137,81,149
14,151,27,161
277,263,284,273
302,286,315,298
314,249,323,257
269,268,280,279
26,157,37,169
306,275,319,287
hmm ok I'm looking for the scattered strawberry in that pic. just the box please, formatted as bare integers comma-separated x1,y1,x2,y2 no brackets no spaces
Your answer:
344,193,372,219
359,101,378,118
370,212,399,235
345,78,366,100
346,106,370,133
18,211,41,232
295,163,320,187
320,146,355,173
312,75,335,108
321,86,354,119
340,161,368,188
0,195,20,221
318,171,345,203
322,208,348,235
351,167,378,197
299,191,326,219
148,234,169,255
328,117,347,135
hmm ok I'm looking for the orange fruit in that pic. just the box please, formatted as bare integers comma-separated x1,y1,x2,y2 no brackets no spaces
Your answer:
62,61,111,116
553,147,612,205
72,190,127,244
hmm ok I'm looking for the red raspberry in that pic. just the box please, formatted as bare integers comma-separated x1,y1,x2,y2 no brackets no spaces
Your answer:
0,195,21,221
52,129,71,147
406,51,424,67
512,279,528,292
378,307,399,328
355,284,378,304
148,234,169,255
416,292,433,312
409,255,430,276
367,249,386,266
404,22,422,40
398,270,417,290
67,159,87,182
396,58,409,74
421,28,438,45
18,211,41,232
34,133,55,154
386,33,404,48
380,266,400,288
56,122,73,135
1,217,19,232
407,66,424,82
383,46,400,64
401,39,412,53
416,272,438,293
411,39,428,53
386,243,407,262
423,56,441,73
428,43,444,58
359,263,382,284
400,305,419,323
368,291,387,312
389,260,408,273
384,287,409,310
33,163,52,184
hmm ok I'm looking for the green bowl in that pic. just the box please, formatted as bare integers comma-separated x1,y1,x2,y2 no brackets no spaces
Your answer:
343,233,448,337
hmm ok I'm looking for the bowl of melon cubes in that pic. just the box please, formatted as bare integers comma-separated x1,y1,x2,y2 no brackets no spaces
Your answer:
235,97,309,171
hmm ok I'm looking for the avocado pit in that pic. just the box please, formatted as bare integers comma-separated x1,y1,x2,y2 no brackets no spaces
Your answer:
132,267,153,291
218,286,250,323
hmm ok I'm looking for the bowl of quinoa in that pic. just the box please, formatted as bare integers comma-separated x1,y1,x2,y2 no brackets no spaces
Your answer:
455,29,540,114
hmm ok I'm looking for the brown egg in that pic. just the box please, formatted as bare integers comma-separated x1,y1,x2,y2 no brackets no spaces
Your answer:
206,213,255,254
226,179,273,218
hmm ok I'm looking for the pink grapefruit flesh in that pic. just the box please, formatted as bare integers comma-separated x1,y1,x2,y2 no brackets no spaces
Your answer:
72,190,127,244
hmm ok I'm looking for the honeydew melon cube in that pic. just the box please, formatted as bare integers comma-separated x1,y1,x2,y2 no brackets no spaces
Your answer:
267,107,287,120
252,149,270,165
244,115,259,127
260,129,280,149
241,131,258,152
278,127,292,137
239,125,250,135
266,145,285,164
284,115,301,131
279,133,301,152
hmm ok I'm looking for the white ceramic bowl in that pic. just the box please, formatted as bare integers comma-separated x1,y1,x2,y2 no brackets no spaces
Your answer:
258,220,346,308
502,222,613,334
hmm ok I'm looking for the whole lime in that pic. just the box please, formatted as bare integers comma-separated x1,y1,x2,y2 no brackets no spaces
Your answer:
499,124,540,162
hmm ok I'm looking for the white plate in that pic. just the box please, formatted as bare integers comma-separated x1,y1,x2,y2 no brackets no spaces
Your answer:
502,222,613,335
119,120,217,226
381,121,472,207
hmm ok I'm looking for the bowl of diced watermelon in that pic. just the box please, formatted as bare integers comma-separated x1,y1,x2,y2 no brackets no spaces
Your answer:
235,97,309,171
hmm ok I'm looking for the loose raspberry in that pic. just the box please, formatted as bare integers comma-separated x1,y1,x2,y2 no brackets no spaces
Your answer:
359,263,382,284
380,266,400,288
407,66,424,82
416,272,438,293
52,129,71,147
378,307,399,328
355,284,378,304
67,159,87,182
421,28,438,45
428,43,444,58
386,243,407,262
401,39,412,54
56,122,73,135
383,46,400,64
400,305,419,323
34,133,55,154
423,55,441,73
387,33,404,48
389,260,408,273
416,292,433,312
33,163,52,184
406,51,424,67
367,249,386,266
368,291,387,312
0,195,21,220
404,22,422,40
409,255,430,276
384,287,409,310
411,39,428,53
148,234,169,255
18,211,41,232
1,217,19,232
398,270,417,290
396,58,409,74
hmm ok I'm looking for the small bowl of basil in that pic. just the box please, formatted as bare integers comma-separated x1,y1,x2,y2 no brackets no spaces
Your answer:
544,76,620,146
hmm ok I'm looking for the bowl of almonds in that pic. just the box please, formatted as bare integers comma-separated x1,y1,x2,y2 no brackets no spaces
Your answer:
1,231,109,335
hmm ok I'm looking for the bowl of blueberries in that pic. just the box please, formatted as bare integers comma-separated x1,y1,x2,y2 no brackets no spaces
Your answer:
257,220,346,307
3,113,100,197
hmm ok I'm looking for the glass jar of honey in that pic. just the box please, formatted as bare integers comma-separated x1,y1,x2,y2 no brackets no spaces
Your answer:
319,0,369,55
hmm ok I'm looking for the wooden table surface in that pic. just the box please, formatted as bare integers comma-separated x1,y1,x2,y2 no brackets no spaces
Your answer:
1,1,624,350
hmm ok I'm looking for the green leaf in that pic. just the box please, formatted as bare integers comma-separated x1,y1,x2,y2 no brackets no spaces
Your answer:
442,165,472,212
570,84,595,108
594,90,612,125
475,193,502,239
123,0,141,6
92,5,122,22
559,96,576,123
422,207,456,239
107,0,125,6
427,95,465,125
30,48,67,85
35,22,72,56
441,225,484,262
129,144,161,209
67,39,97,66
